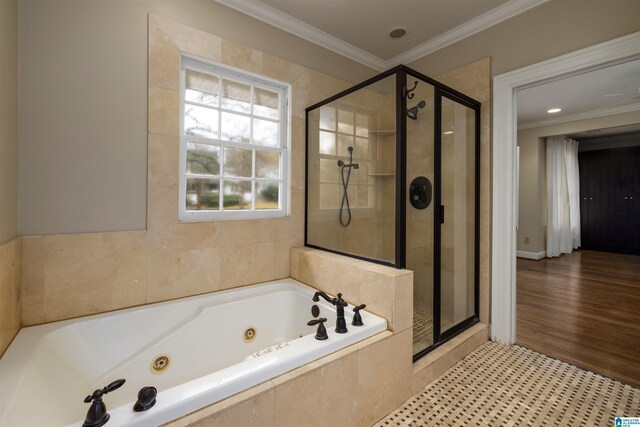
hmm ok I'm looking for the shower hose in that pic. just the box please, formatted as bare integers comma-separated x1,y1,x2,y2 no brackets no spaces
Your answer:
339,163,353,227
338,146,359,227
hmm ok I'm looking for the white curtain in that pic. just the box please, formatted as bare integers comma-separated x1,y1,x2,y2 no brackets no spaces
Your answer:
546,136,581,257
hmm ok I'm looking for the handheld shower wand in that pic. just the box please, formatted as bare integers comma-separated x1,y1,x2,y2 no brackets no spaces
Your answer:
338,146,359,227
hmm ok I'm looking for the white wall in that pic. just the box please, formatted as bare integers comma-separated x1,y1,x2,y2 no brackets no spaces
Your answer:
18,0,376,235
516,135,545,254
517,110,640,253
0,0,19,244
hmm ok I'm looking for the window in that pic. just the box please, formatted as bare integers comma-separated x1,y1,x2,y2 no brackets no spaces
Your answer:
317,105,376,210
179,57,290,221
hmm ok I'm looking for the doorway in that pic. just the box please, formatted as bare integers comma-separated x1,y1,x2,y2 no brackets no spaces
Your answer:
491,31,640,344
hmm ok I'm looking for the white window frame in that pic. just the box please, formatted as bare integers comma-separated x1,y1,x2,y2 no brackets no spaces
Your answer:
179,55,291,221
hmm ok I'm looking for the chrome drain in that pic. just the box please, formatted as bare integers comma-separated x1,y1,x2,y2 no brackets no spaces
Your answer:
243,327,257,343
150,354,170,374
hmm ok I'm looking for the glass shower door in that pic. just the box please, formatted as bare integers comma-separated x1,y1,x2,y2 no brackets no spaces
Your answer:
439,92,478,338
405,79,436,354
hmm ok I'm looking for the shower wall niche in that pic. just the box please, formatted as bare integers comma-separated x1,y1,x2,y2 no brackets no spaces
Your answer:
305,66,480,360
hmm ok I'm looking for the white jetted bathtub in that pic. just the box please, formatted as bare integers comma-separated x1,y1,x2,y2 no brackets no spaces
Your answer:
0,278,387,426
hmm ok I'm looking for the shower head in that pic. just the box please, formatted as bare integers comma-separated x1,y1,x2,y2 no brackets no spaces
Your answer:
407,100,427,120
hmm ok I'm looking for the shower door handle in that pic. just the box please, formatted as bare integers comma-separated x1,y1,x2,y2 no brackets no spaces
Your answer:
440,205,445,224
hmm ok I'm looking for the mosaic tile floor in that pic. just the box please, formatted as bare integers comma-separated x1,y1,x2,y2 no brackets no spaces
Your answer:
377,342,640,427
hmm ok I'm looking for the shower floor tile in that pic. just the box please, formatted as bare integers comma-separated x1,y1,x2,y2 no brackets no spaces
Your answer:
412,309,434,353
376,341,640,426
412,310,454,355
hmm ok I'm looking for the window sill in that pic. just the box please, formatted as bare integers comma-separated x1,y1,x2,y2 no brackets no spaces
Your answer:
179,209,287,222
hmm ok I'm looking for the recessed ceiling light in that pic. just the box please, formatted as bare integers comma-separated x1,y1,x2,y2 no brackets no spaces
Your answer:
389,26,408,39
547,108,562,114
444,131,453,135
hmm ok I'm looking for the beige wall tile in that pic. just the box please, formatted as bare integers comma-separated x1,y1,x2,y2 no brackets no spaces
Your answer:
221,40,262,75
217,221,278,248
0,239,21,356
261,53,305,85
20,236,45,325
148,133,179,193
220,240,290,290
43,232,147,322
289,246,302,280
274,351,359,427
189,388,274,427
297,249,340,296
147,247,221,303
152,15,222,63
22,236,45,326
148,16,181,91
162,382,274,427
357,329,413,426
148,87,180,137
289,117,306,193
12,239,21,332
274,330,411,427
393,273,413,333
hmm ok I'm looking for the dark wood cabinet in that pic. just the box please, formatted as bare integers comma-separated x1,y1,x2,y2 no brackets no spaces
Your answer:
578,146,640,254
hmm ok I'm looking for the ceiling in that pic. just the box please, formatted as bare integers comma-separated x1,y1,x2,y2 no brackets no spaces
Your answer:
215,0,548,70
517,59,640,128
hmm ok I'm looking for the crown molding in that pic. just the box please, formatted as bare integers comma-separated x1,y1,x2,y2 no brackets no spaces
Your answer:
215,0,550,71
386,0,549,67
215,0,387,70
517,103,640,130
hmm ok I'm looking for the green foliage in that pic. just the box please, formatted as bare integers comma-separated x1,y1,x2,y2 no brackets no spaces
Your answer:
195,194,242,208
223,194,241,207
200,194,219,208
260,184,279,202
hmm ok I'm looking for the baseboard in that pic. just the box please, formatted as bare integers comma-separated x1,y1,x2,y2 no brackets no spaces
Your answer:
516,250,546,260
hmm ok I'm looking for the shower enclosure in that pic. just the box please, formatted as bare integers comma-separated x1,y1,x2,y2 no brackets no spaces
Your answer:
305,65,480,360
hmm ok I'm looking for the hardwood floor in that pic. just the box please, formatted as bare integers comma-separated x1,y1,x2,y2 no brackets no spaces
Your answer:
517,250,640,387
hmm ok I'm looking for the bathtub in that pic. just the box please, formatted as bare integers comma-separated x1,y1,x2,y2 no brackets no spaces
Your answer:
0,278,387,426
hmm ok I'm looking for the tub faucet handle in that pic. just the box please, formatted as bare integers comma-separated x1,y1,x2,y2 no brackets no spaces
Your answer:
82,379,126,427
352,304,366,327
307,318,328,340
133,386,158,412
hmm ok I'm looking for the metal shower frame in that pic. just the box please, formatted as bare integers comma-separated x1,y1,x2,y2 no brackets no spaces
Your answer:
304,65,481,360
